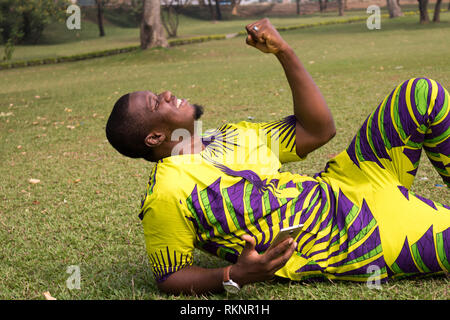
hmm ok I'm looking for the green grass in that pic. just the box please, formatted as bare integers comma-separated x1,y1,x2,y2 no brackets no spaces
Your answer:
0,13,449,300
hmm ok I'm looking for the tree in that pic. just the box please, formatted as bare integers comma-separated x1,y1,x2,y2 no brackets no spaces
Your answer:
140,0,168,49
318,0,328,13
417,0,430,23
0,0,66,44
95,0,106,37
386,0,403,18
337,0,344,16
206,0,215,20
296,0,301,15
161,0,191,38
231,0,241,16
215,0,222,21
433,0,442,22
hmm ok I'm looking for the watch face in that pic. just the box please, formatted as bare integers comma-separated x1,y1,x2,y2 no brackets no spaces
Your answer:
224,282,240,294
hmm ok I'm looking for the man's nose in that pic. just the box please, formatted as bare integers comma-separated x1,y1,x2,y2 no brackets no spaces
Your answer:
160,91,172,102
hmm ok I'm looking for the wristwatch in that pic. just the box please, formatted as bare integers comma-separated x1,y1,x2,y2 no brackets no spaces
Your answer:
222,265,241,294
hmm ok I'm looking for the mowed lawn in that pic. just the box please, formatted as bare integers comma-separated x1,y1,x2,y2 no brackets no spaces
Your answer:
0,13,449,300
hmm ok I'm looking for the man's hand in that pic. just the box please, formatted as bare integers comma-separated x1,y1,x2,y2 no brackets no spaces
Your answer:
245,18,289,54
245,18,335,158
230,234,296,286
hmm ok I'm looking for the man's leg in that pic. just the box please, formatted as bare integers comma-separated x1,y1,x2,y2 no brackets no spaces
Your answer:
346,77,449,188
343,78,450,277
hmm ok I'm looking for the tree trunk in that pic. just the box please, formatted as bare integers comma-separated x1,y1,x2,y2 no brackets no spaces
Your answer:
296,0,301,15
215,0,222,21
433,0,442,22
207,0,215,20
161,6,179,38
96,0,105,37
231,0,240,15
386,0,403,18
337,0,344,16
140,0,168,49
318,0,325,12
418,0,430,23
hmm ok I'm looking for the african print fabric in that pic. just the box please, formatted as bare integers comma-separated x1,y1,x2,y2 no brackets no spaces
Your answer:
139,78,450,283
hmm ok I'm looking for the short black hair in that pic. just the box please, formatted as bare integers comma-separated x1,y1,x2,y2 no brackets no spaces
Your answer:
106,93,152,160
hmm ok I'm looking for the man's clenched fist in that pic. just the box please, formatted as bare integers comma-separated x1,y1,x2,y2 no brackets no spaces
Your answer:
245,18,289,54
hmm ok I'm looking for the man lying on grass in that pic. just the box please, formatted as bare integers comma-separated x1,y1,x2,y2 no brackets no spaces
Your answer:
106,19,450,295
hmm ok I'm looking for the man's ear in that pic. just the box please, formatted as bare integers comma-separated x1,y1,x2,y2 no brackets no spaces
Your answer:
144,131,166,148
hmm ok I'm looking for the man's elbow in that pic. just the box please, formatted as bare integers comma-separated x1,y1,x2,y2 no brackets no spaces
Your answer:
295,124,336,158
324,124,336,142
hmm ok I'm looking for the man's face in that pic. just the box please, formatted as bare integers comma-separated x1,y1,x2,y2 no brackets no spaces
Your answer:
128,90,202,135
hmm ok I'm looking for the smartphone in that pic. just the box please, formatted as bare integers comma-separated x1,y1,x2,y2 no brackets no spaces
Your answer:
268,224,304,251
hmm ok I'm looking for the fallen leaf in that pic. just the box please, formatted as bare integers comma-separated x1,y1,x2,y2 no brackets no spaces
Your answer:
66,125,75,130
43,291,56,300
29,178,41,184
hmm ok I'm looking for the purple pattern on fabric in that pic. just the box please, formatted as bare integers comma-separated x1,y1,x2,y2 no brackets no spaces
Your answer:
200,241,239,264
315,184,337,232
334,255,386,276
250,182,264,222
261,115,297,152
397,185,410,200
413,193,437,210
206,178,230,234
226,178,248,230
336,190,356,232
296,187,329,253
190,185,215,239
429,158,447,171
293,181,318,216
211,161,273,195
398,80,423,139
443,228,450,265
346,200,373,243
392,237,421,273
149,247,191,283
409,78,426,126
407,168,418,176
285,181,296,188
369,106,392,161
346,136,360,168
299,188,321,226
426,119,450,140
415,225,441,272
402,148,421,167
430,81,447,119
336,226,381,266
382,89,405,148
296,261,325,273
358,117,385,168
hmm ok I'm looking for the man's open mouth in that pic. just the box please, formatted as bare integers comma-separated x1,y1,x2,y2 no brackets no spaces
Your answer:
176,98,183,109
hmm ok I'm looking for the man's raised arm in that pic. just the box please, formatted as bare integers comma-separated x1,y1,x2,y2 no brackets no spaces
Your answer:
245,19,336,158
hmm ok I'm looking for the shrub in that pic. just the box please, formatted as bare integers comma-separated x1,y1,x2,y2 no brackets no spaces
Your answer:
0,0,67,44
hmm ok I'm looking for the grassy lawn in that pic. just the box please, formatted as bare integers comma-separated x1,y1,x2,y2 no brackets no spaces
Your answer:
0,13,449,300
